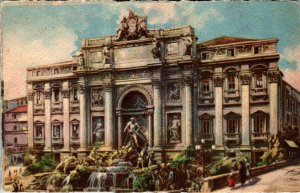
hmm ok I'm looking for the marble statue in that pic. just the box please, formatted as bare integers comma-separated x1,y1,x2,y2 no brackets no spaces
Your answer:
151,38,161,59
123,117,147,148
93,119,104,144
168,115,181,142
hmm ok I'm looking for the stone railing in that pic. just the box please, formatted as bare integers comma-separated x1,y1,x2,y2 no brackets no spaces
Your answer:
34,137,45,144
52,137,63,144
251,132,269,141
201,159,299,192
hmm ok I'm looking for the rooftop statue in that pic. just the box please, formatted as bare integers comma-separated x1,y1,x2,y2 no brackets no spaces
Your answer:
116,10,148,41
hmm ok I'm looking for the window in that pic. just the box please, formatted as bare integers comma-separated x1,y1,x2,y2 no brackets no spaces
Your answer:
199,114,214,138
13,126,17,130
36,71,40,76
202,52,208,60
72,88,78,101
255,73,263,88
54,68,59,74
224,112,240,134
36,91,42,104
71,123,79,138
251,111,268,134
254,46,262,54
228,76,235,91
52,123,62,138
35,124,44,138
202,78,210,93
12,114,17,119
53,88,60,102
201,119,211,134
14,138,18,144
227,49,234,57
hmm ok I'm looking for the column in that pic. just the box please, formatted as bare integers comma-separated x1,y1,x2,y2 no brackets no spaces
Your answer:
27,84,34,148
214,76,224,148
44,83,51,152
269,71,279,135
104,83,114,148
79,84,87,151
241,73,250,147
147,106,154,147
62,81,70,152
153,80,162,147
116,109,123,148
184,78,193,146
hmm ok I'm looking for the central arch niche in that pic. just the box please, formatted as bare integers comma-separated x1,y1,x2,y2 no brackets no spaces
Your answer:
120,91,148,147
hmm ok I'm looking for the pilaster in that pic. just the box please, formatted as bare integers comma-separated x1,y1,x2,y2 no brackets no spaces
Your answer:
44,83,51,152
116,109,123,148
62,81,70,152
153,79,162,147
104,81,114,149
78,83,87,151
27,87,34,148
146,106,154,147
184,77,193,146
268,70,280,135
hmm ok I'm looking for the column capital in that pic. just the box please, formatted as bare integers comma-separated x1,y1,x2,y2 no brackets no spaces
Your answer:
104,81,113,92
146,105,154,115
44,91,51,99
27,93,34,101
213,76,223,87
153,79,162,89
62,89,70,98
183,77,193,86
268,71,280,83
79,84,87,94
240,73,251,85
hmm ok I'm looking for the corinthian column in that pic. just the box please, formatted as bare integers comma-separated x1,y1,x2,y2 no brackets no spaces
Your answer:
184,78,193,146
44,83,51,152
241,73,250,147
78,84,87,151
269,71,280,135
62,81,70,152
116,109,123,148
104,82,114,149
27,83,34,148
153,80,162,147
214,75,224,148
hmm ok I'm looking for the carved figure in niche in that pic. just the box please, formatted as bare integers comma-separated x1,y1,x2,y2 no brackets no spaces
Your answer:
92,119,104,144
151,38,161,59
182,37,192,55
71,124,79,138
92,89,103,107
123,117,147,149
102,46,110,64
168,115,181,143
167,83,180,102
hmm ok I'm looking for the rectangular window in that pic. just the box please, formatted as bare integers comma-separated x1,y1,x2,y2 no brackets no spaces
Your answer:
254,46,262,54
14,137,18,144
53,88,60,102
54,69,59,74
253,117,265,133
227,49,234,57
227,118,237,134
201,119,211,134
35,125,43,138
13,126,17,130
202,52,207,60
37,91,42,104
228,76,235,91
256,73,263,88
73,88,78,101
52,124,61,138
202,79,210,93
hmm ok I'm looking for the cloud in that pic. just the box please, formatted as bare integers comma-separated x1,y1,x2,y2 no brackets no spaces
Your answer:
281,44,300,91
3,27,78,100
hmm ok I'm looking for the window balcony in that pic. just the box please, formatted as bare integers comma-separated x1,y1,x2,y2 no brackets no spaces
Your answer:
52,137,63,144
251,132,269,141
199,91,214,103
224,133,240,143
251,87,268,100
34,137,45,144
52,102,62,112
224,90,240,102
70,137,80,145
200,133,214,142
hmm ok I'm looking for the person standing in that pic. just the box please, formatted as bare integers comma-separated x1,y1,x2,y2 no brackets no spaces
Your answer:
245,158,251,183
227,173,235,190
238,161,246,187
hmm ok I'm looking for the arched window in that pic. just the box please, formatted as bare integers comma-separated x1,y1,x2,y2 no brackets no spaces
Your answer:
224,112,241,134
251,65,267,90
121,91,147,110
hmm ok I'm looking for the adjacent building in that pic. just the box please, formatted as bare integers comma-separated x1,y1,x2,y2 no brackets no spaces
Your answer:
26,11,300,163
4,105,28,165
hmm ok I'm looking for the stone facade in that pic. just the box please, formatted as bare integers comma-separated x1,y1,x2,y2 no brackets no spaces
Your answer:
26,12,300,163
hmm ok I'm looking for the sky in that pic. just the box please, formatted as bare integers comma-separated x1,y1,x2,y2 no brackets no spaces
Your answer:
2,1,300,100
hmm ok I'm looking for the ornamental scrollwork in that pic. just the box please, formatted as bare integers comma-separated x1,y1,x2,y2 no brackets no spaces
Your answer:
240,74,251,85
62,89,70,98
268,71,280,83
44,91,51,99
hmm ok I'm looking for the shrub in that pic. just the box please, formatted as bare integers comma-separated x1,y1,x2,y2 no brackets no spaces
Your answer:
25,155,57,174
133,175,148,191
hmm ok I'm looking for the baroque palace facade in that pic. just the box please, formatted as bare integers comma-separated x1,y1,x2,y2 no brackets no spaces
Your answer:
26,12,300,162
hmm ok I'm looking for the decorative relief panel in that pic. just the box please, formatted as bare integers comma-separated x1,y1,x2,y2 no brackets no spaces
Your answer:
91,88,104,107
166,42,179,55
167,113,182,144
92,116,104,146
90,51,103,63
167,82,181,103
116,69,151,80
236,46,252,55
114,45,153,63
